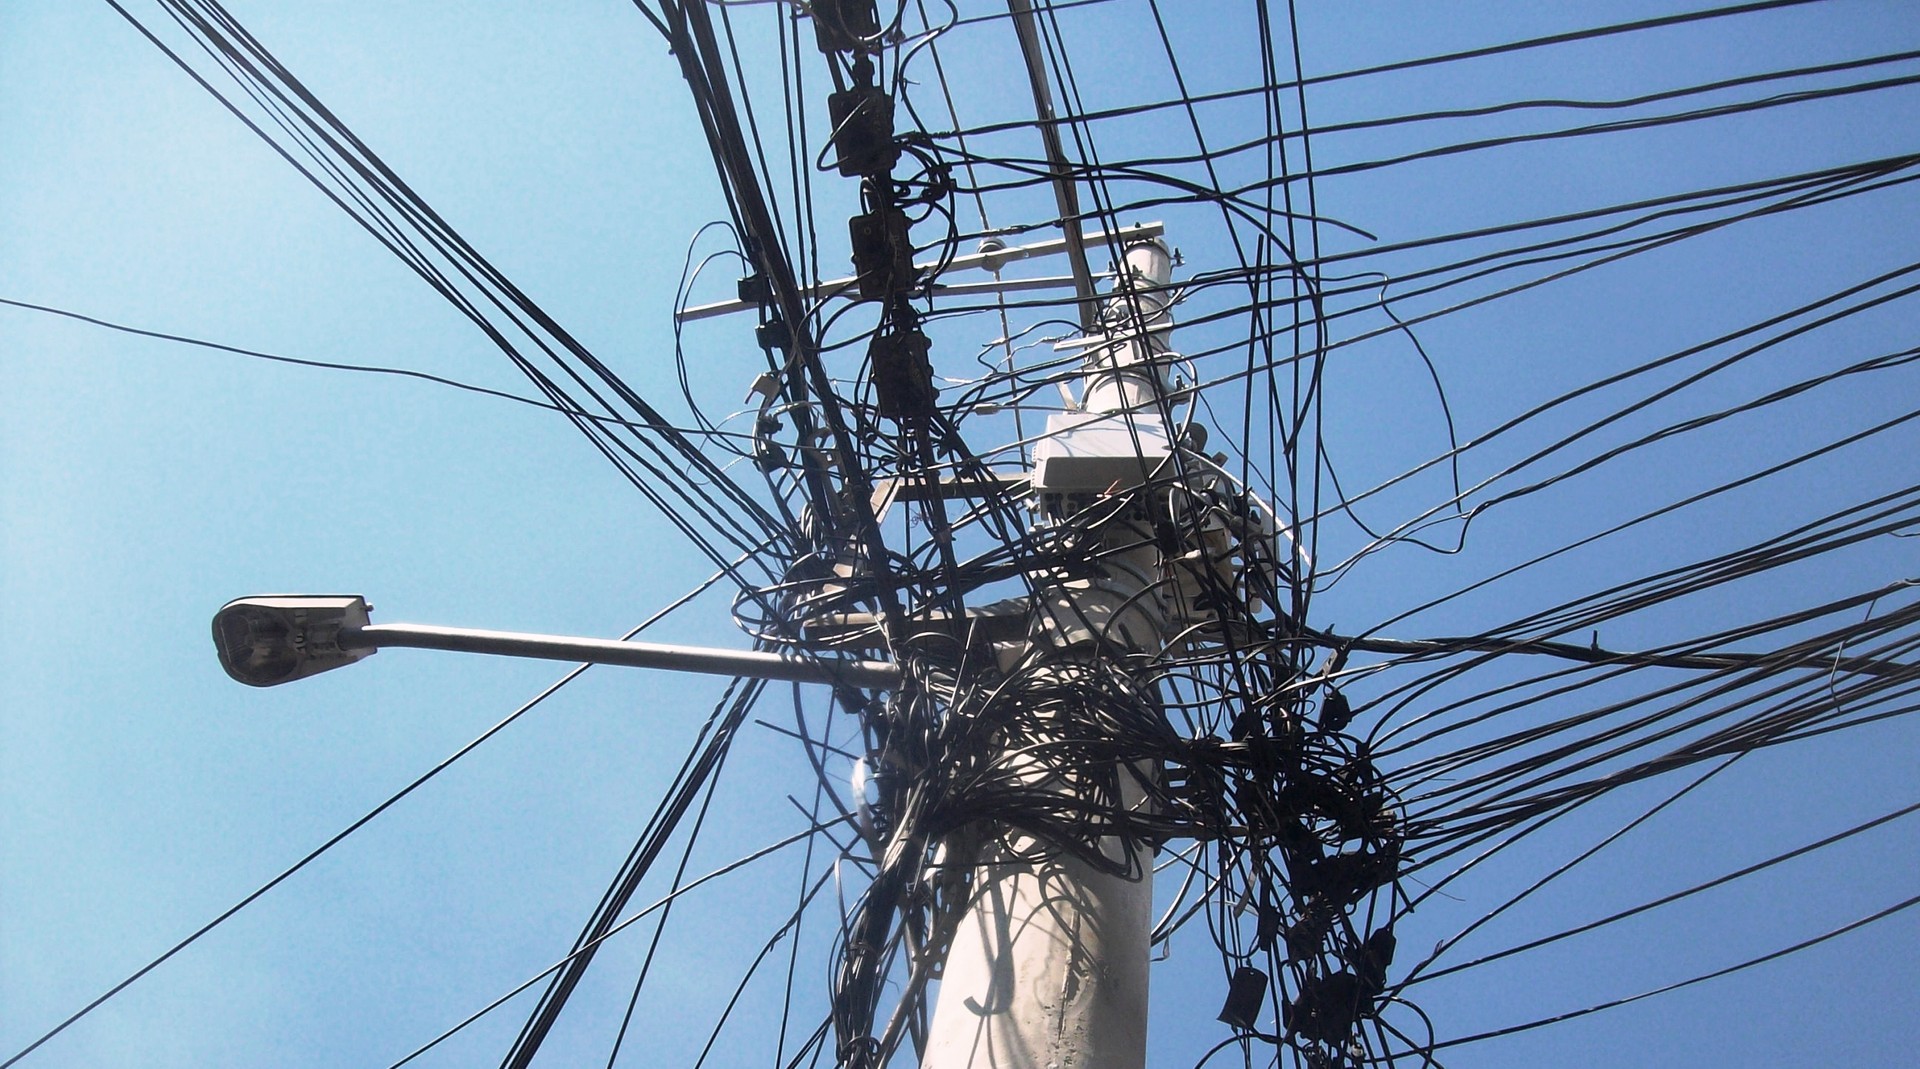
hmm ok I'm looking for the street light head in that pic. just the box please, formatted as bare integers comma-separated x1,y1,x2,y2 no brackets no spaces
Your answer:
212,595,375,687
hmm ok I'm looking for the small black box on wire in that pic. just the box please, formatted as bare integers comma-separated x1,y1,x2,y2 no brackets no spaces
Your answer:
869,326,936,423
827,86,898,178
1217,965,1268,1030
1285,970,1366,1044
1318,688,1354,733
754,317,791,352
736,273,771,306
849,208,915,299
811,0,880,54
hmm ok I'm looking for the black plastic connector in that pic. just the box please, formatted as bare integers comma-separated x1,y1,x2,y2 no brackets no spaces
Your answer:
1319,689,1354,733
1294,847,1394,909
868,326,936,423
811,0,880,54
1218,966,1269,1030
1350,925,1397,997
755,317,791,352
849,207,915,299
1254,901,1288,953
736,274,772,306
1284,971,1366,1044
827,86,898,178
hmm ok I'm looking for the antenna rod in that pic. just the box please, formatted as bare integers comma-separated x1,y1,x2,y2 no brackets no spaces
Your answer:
1008,0,1100,331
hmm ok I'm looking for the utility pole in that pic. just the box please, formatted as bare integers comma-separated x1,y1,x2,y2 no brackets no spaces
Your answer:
207,224,1222,1069
214,2,1220,1056
922,237,1183,1069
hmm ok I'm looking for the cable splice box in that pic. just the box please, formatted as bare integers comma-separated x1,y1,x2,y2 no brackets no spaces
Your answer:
1030,411,1171,493
849,207,914,299
827,86,898,177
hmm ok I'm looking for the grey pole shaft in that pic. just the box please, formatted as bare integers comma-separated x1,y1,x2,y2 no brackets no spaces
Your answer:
920,237,1176,1069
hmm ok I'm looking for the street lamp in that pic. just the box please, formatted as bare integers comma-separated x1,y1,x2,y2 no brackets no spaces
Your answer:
211,595,900,689
212,595,374,687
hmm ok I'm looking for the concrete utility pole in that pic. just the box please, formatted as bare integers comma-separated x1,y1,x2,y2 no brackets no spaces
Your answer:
922,237,1181,1069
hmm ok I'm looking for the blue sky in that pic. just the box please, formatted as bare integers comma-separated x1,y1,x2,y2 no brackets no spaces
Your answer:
4,2,1917,1067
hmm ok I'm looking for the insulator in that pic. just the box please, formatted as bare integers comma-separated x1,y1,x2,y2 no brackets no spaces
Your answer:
850,756,879,837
